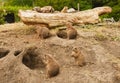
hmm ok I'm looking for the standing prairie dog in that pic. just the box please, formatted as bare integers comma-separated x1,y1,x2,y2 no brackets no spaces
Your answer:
115,73,120,80
61,6,68,13
71,47,85,66
44,54,60,78
35,25,51,39
66,22,77,39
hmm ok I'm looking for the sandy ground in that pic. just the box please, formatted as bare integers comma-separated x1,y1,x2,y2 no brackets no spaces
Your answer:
0,22,120,83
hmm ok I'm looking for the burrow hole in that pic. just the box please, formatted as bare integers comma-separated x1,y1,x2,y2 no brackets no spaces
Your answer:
22,51,45,69
0,48,10,58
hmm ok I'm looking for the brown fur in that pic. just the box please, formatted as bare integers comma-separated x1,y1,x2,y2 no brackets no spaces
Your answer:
44,54,60,78
115,73,120,80
35,26,51,39
71,47,85,66
66,23,77,39
61,6,68,13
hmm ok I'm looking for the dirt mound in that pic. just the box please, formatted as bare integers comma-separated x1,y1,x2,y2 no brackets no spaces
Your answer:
0,22,120,83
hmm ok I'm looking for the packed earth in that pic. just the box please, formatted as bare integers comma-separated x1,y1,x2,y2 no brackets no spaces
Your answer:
0,22,120,83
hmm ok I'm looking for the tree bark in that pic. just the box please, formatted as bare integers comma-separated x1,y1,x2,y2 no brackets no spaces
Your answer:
18,6,112,28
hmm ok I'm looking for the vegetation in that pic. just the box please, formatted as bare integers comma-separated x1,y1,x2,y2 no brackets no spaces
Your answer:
0,6,31,24
0,0,120,24
14,25,36,35
94,33,108,41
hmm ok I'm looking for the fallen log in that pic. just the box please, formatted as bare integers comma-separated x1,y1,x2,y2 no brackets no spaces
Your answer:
18,6,112,28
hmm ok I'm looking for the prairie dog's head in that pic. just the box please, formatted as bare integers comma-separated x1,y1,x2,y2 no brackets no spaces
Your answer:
63,6,68,10
73,47,79,52
71,47,80,58
66,22,72,28
61,6,68,11
61,6,68,13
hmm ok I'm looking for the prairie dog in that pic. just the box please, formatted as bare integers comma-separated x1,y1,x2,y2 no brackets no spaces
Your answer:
61,6,68,13
71,47,85,66
44,54,60,78
66,23,77,39
35,26,51,39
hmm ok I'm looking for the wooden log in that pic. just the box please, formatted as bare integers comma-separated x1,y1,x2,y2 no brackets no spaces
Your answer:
18,6,112,28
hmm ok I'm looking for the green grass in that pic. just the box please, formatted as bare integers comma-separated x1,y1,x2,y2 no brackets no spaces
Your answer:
0,6,32,24
14,25,36,35
94,33,108,41
111,36,120,41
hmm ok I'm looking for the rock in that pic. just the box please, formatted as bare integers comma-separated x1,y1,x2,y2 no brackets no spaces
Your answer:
32,6,41,12
56,28,67,39
67,8,76,13
33,6,55,13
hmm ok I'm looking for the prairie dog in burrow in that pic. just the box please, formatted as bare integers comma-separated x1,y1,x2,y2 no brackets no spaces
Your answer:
35,26,51,39
44,54,60,78
66,22,77,39
71,47,85,66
